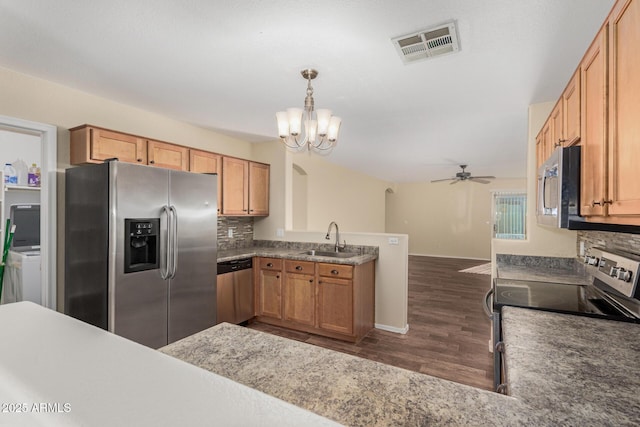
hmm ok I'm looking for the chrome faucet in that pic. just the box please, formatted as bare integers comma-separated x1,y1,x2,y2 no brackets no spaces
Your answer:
325,221,346,252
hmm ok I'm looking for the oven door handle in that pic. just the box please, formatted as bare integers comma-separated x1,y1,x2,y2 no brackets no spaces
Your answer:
483,288,494,319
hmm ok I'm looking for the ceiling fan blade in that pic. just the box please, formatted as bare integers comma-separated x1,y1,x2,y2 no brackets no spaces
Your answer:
470,175,496,179
430,178,455,183
449,179,460,185
469,178,490,184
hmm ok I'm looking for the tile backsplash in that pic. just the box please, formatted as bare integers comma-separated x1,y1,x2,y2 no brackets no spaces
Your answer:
578,230,640,256
217,216,254,250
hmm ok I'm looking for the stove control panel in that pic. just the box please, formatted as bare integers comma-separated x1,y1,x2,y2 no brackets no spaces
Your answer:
587,247,640,298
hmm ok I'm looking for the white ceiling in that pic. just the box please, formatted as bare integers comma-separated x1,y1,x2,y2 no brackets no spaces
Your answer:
0,0,614,182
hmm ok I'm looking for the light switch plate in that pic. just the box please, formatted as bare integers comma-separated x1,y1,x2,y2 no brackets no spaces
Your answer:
388,237,399,245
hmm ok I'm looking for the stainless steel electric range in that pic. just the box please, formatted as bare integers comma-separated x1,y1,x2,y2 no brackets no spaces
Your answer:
485,247,640,392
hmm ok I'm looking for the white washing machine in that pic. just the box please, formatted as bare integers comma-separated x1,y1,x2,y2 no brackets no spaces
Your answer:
1,250,41,305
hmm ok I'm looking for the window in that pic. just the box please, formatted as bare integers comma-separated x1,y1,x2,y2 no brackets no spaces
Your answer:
493,192,526,240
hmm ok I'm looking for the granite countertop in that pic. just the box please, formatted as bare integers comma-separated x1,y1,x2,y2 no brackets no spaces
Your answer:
161,323,538,426
161,314,640,426
496,254,589,284
217,245,377,266
502,306,640,426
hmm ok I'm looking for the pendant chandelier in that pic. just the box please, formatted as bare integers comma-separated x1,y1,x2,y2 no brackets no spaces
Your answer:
276,69,342,153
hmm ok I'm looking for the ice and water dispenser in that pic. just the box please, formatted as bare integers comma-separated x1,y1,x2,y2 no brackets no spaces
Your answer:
124,218,160,273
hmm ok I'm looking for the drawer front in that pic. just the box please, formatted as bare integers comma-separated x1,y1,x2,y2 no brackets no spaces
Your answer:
318,263,353,279
258,257,283,271
285,259,315,274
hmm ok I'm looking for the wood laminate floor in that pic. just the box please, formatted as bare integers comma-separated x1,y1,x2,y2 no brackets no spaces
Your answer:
247,255,494,391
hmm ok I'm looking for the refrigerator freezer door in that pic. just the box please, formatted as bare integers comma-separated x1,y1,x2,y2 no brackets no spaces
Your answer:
167,170,217,344
111,162,170,349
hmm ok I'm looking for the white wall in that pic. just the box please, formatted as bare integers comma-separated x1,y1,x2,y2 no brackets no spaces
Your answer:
386,178,526,260
491,102,578,267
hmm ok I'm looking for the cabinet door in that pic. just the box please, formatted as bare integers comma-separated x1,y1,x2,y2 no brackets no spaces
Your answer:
249,162,270,216
541,120,552,161
257,269,282,319
318,276,353,335
608,0,640,216
147,140,189,171
190,150,223,214
550,100,564,149
90,128,146,164
536,132,544,169
284,273,315,326
222,157,249,215
563,70,581,145
580,26,608,217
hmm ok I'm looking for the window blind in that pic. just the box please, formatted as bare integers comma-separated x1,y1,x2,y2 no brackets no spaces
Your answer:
493,192,526,240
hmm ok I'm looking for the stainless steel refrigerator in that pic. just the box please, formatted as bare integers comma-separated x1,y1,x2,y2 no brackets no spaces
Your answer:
65,161,217,349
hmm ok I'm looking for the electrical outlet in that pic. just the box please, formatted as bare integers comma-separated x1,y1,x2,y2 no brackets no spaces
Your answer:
228,229,233,238
388,237,399,245
579,241,585,256
276,228,284,237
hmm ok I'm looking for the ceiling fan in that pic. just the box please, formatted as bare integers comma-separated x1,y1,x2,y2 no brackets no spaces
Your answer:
430,165,495,184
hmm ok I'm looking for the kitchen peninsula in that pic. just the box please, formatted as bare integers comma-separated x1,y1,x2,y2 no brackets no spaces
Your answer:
1,301,639,426
161,312,640,426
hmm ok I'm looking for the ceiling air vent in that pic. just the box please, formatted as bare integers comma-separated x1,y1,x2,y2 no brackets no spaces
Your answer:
392,21,460,64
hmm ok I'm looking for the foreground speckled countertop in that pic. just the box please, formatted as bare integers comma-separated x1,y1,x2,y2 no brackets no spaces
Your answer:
502,306,640,426
161,315,640,426
161,324,537,426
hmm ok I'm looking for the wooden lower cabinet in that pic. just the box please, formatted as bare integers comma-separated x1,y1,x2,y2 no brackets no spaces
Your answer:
255,258,283,320
284,260,316,326
254,257,375,342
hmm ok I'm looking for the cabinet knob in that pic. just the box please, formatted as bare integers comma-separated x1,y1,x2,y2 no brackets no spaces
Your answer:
295,265,303,271
149,160,155,164
243,209,248,212
276,275,280,279
137,158,142,162
331,269,339,275
309,279,313,283
267,263,273,267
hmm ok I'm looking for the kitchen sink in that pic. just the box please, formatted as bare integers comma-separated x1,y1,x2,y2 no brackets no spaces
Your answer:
299,250,359,258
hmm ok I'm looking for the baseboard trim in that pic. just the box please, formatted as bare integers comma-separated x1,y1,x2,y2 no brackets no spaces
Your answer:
375,323,409,334
408,253,490,262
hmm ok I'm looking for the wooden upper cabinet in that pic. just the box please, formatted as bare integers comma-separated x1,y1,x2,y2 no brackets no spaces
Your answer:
249,162,270,216
147,140,189,171
221,157,270,216
563,70,581,145
607,0,640,217
541,120,552,161
70,125,146,165
580,24,608,218
190,149,223,214
222,156,249,215
550,100,564,150
536,132,544,169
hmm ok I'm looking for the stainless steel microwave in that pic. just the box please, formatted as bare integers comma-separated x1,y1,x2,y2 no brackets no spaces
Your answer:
536,146,581,228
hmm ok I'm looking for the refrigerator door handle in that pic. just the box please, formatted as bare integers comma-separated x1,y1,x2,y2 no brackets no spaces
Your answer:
161,205,171,280
169,205,178,279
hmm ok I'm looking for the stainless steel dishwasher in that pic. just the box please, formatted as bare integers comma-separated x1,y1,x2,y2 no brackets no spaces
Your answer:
216,258,254,324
